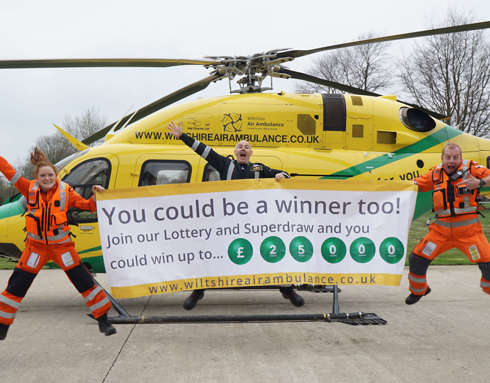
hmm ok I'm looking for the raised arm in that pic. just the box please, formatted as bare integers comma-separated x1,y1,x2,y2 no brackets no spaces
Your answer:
168,121,229,174
0,156,30,196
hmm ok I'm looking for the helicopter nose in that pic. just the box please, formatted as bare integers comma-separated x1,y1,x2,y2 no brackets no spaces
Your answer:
0,199,25,261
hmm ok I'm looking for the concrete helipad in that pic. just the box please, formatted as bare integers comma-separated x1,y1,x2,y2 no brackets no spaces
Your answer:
1,266,489,383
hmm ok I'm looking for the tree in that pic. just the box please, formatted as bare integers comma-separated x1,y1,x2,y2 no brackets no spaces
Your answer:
0,109,106,203
62,107,107,143
296,33,392,94
399,13,489,137
31,108,106,166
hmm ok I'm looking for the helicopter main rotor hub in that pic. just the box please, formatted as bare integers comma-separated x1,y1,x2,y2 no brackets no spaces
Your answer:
206,51,293,93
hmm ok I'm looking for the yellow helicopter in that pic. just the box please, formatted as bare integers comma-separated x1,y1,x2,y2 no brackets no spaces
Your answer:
0,21,489,274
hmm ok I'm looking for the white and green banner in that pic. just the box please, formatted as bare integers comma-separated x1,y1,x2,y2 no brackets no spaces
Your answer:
96,179,417,299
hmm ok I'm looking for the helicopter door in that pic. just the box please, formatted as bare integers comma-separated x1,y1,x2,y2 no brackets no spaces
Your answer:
322,94,346,148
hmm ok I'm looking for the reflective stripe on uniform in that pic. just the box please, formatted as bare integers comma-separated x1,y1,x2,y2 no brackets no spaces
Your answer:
226,163,235,180
10,172,21,185
434,218,479,228
84,286,103,304
202,146,211,159
28,226,72,242
191,140,200,151
481,280,490,288
27,229,71,242
0,311,15,319
47,229,70,241
410,286,428,293
0,295,19,309
408,274,426,284
59,181,67,211
27,232,43,241
90,297,110,312
436,206,478,216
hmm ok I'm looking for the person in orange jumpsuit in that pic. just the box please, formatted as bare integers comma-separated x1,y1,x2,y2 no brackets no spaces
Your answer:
0,148,116,340
406,143,490,304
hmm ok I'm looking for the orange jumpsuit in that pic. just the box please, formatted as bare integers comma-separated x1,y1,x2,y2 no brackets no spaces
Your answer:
0,156,112,326
408,159,490,296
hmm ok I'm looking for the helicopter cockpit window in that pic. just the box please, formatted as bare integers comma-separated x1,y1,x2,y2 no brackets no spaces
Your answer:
139,160,191,186
54,149,89,173
399,108,436,132
203,164,220,182
62,158,111,224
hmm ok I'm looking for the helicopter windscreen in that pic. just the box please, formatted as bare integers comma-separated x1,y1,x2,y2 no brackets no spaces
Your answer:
61,157,111,224
62,158,111,198
55,149,89,173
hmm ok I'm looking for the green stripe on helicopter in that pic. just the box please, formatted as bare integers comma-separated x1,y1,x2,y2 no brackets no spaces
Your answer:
323,125,462,179
78,246,102,255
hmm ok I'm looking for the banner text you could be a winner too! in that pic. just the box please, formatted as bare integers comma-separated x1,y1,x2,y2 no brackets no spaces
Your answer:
96,179,417,299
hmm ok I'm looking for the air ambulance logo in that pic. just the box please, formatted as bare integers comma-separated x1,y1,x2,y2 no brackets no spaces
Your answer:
222,113,242,133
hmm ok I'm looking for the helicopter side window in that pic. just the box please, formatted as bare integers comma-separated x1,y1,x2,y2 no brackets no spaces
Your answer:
322,94,346,132
62,158,111,223
139,160,191,186
202,164,220,182
399,107,436,132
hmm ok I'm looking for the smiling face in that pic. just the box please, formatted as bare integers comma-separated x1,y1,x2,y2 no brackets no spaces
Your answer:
441,144,462,175
36,165,57,192
234,140,253,164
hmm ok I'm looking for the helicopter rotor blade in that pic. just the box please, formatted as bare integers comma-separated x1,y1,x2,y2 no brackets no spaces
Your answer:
278,67,381,96
0,58,220,70
277,21,490,60
82,73,224,145
280,68,447,120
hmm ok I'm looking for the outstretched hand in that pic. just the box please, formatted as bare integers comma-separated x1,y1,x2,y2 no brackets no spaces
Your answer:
92,185,105,199
168,121,183,138
275,173,286,182
465,174,483,191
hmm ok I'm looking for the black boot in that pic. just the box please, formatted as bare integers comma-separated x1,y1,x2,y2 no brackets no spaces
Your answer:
279,286,305,307
97,313,117,336
0,324,9,340
183,289,204,310
405,287,431,305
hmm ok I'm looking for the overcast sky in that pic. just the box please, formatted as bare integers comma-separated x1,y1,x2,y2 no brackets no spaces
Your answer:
0,0,489,165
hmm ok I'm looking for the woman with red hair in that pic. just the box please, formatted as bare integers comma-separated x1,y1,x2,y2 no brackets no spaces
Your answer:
0,148,116,340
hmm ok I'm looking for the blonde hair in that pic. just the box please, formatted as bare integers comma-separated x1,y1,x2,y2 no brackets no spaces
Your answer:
30,147,57,178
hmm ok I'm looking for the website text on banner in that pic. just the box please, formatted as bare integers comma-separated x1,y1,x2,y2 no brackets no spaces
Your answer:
96,179,417,299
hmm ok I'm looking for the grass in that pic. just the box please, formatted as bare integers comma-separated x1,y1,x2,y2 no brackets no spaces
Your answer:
1,207,489,270
0,256,18,269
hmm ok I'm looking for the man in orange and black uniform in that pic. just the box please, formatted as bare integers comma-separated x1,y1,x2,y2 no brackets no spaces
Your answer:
406,143,490,304
168,121,304,310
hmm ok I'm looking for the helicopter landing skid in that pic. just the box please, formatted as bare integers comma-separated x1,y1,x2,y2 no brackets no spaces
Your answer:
94,279,386,326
